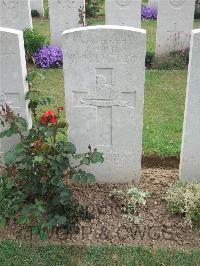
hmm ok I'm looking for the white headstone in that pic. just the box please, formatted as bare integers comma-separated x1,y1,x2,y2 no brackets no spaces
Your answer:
156,0,195,56
30,0,44,16
0,0,32,30
0,27,31,156
180,29,200,182
62,26,146,183
49,0,85,47
105,0,141,28
148,0,158,9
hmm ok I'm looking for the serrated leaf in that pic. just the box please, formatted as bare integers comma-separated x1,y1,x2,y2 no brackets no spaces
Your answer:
90,150,104,164
4,150,17,164
15,117,28,132
66,142,76,154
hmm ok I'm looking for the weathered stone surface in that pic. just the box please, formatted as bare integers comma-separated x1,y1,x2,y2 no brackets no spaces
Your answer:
62,26,146,183
148,0,158,9
0,0,32,30
0,27,31,157
180,29,200,181
49,0,85,47
156,0,195,56
105,0,141,28
30,0,44,16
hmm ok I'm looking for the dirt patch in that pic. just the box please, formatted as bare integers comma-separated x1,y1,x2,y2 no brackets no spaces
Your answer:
142,156,180,169
0,168,199,250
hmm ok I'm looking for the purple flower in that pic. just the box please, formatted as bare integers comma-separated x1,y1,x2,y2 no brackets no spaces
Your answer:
33,45,63,69
141,5,157,20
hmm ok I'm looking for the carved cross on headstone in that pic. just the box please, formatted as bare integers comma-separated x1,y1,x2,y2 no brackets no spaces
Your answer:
78,68,135,146
167,22,185,51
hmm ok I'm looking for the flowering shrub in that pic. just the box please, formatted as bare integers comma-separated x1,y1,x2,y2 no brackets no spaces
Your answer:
34,45,63,69
165,181,200,228
141,5,157,20
0,71,104,239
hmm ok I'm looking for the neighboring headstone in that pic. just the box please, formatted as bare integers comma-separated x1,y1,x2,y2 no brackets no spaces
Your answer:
179,29,200,181
0,0,32,30
30,0,44,16
148,0,158,9
49,0,85,47
62,26,146,183
156,0,195,56
0,27,31,157
105,0,141,28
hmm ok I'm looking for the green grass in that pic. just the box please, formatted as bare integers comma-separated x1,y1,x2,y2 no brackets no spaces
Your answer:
0,241,200,266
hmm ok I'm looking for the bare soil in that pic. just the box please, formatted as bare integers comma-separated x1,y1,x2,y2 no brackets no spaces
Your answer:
0,168,199,250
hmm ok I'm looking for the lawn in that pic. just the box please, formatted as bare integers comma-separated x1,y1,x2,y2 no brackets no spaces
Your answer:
0,241,200,266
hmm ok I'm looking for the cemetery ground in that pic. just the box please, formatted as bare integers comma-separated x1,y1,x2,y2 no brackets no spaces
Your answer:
1,4,200,266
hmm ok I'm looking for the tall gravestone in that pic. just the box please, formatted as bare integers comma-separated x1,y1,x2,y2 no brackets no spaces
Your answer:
49,0,85,47
62,26,146,183
105,0,141,28
30,0,44,16
148,0,158,9
179,29,200,181
156,0,195,56
0,0,32,30
0,27,31,158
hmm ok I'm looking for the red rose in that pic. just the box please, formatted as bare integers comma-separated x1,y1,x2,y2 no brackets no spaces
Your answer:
39,110,58,125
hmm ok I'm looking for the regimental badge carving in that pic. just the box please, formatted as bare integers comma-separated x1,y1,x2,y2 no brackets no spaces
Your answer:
81,68,128,107
115,0,132,7
169,0,185,8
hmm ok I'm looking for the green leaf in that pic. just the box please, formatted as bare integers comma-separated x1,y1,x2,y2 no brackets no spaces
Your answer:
26,90,40,101
0,218,6,228
90,149,104,164
26,71,37,82
39,230,47,240
66,142,76,154
32,226,40,235
15,117,28,132
4,150,17,164
14,143,25,156
34,155,44,163
0,130,6,138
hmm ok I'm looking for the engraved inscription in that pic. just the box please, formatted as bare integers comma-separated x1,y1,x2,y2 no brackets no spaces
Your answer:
97,107,112,146
169,0,185,8
115,0,132,7
65,39,136,65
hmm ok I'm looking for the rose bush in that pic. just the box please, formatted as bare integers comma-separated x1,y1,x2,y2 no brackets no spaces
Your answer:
0,71,104,239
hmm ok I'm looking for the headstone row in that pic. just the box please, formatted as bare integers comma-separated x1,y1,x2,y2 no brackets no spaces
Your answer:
156,0,196,56
0,27,31,158
0,0,32,30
